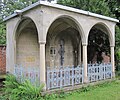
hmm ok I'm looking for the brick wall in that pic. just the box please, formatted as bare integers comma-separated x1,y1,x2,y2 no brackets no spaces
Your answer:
0,46,6,74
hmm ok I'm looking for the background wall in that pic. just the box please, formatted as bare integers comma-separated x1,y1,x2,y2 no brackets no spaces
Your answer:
0,46,6,74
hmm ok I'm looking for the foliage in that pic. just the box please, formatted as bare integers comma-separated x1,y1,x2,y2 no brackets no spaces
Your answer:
2,0,39,17
58,0,113,17
115,26,120,70
0,22,6,44
116,70,120,79
106,1,120,67
2,74,44,100
106,0,120,20
115,26,120,51
1,76,120,100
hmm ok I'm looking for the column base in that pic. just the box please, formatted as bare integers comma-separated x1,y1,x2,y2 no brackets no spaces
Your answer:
40,81,46,91
84,77,88,84
112,72,115,78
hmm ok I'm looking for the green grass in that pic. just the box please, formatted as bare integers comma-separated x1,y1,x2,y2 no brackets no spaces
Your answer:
56,80,120,100
1,78,120,100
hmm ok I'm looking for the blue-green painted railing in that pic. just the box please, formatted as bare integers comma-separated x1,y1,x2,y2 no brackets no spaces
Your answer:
14,63,112,90
14,65,40,86
47,66,83,90
88,63,112,82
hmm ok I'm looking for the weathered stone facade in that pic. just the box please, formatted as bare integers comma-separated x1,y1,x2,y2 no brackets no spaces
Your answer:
46,19,81,67
16,20,39,69
4,1,118,90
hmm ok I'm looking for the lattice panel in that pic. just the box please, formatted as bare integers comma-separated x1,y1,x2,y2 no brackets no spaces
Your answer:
14,65,40,86
47,66,83,90
88,63,112,82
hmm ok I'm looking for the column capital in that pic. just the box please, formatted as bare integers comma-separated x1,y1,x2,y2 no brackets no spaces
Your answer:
82,43,88,46
39,41,46,44
110,45,115,47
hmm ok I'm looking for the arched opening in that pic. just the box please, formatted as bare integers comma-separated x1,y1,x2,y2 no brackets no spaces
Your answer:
46,17,82,67
15,18,39,68
88,23,111,64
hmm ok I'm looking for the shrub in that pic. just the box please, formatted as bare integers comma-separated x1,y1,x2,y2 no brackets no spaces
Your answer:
2,74,44,100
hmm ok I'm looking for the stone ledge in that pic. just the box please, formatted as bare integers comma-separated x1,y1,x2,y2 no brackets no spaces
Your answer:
0,74,6,79
41,78,115,95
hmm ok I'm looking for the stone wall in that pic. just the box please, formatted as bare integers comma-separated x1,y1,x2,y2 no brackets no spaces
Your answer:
0,46,6,74
16,28,39,68
46,26,80,67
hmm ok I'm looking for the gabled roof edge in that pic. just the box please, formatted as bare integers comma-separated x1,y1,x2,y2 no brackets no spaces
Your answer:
3,1,119,23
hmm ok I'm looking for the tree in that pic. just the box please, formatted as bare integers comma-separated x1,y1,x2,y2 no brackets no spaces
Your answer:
106,0,120,20
58,0,113,17
0,0,6,44
0,0,39,45
2,0,39,17
106,0,120,70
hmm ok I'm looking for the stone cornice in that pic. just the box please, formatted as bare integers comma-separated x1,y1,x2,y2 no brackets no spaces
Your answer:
4,1,119,23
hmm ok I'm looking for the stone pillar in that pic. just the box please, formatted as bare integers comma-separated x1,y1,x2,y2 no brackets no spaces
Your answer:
110,46,115,78
39,41,46,90
79,41,82,65
83,44,88,83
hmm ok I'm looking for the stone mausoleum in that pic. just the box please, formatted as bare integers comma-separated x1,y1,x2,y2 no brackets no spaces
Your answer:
4,1,119,90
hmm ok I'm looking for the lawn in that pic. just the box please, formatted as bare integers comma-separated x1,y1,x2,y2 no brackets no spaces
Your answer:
56,80,120,100
0,78,120,100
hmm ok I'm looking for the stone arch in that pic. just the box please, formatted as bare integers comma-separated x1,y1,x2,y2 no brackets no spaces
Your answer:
87,22,112,63
15,17,39,68
13,16,39,41
46,15,84,67
45,15,85,44
87,22,114,46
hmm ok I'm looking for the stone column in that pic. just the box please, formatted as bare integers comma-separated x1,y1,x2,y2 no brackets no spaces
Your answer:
39,41,46,90
79,41,82,65
110,46,115,78
82,44,88,83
